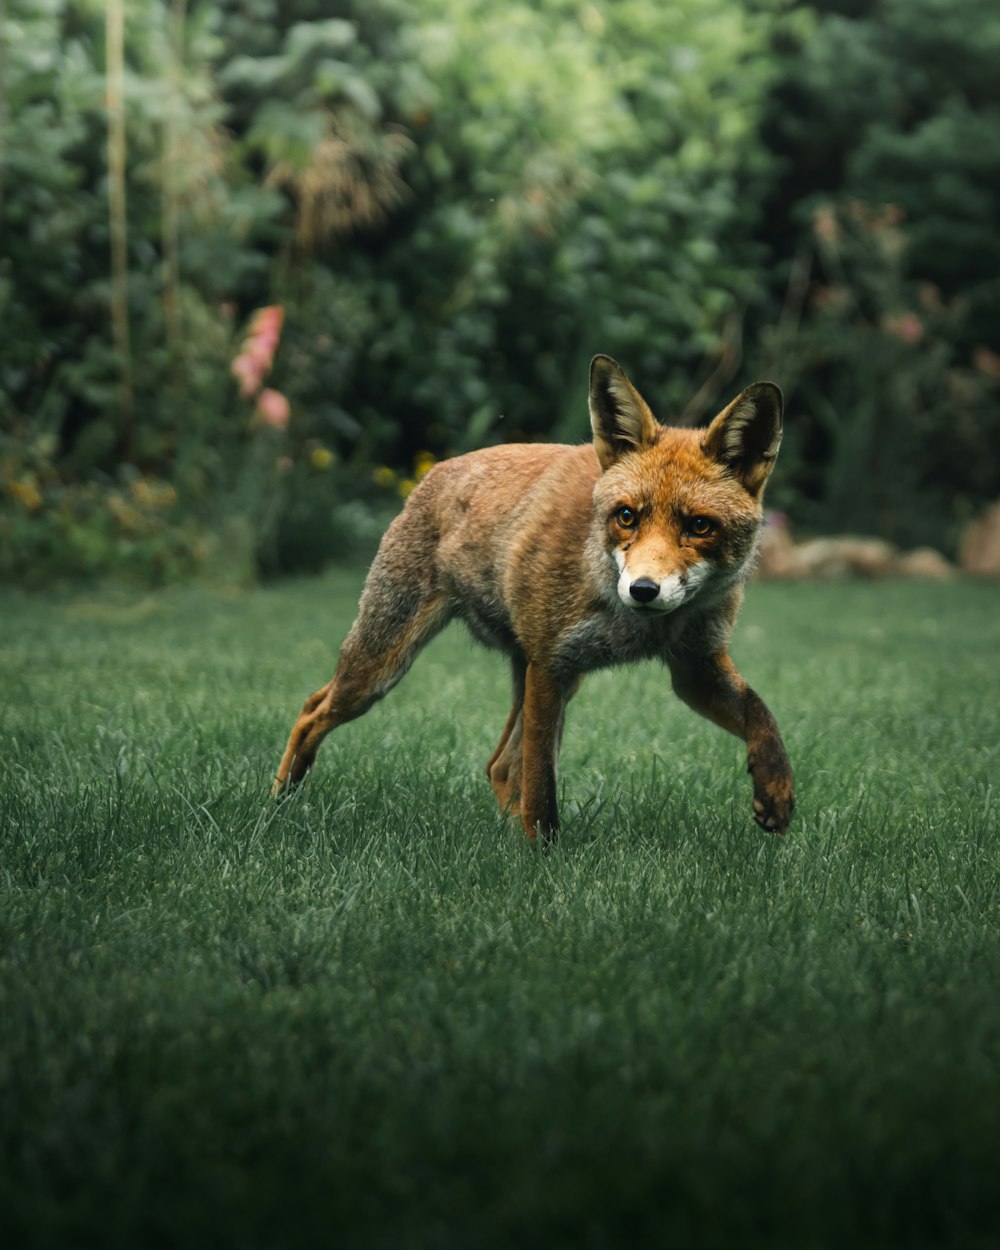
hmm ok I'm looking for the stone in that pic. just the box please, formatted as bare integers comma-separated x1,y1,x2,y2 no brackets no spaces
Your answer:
959,501,1000,576
893,547,955,580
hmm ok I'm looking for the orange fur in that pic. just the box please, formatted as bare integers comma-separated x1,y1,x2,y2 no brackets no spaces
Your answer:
274,356,794,840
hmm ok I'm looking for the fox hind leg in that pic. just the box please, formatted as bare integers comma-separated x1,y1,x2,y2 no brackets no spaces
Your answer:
487,659,527,817
274,593,451,793
274,519,452,793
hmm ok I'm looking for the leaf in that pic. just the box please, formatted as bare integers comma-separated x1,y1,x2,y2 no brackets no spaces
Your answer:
285,19,358,60
246,102,328,168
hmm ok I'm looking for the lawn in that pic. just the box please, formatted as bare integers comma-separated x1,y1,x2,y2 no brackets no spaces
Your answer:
2,571,999,1249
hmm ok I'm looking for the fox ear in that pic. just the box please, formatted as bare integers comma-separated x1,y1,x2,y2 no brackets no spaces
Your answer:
589,355,660,471
702,382,783,496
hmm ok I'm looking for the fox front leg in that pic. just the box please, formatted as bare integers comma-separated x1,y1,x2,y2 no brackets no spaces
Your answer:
669,651,795,834
518,663,568,841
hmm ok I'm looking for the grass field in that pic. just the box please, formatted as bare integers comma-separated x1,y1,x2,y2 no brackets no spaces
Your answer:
2,570,999,1249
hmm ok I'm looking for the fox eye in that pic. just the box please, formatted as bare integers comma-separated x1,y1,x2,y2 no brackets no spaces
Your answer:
616,506,638,529
689,516,714,537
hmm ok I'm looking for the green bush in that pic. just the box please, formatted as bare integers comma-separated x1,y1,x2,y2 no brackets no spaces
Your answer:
0,432,204,586
2,0,998,583
759,201,1000,551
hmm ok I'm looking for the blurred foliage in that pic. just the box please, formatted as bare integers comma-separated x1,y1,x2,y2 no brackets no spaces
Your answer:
761,202,1000,549
1,0,998,582
759,0,1000,546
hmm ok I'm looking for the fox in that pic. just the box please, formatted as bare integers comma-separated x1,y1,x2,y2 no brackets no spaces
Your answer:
274,355,795,840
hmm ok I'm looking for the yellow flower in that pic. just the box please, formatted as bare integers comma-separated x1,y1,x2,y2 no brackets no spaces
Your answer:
372,466,397,489
107,493,142,531
397,478,416,499
310,446,335,471
8,477,43,511
414,450,437,480
131,477,177,508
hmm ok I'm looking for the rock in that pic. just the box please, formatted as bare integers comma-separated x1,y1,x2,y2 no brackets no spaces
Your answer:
755,515,799,579
959,501,1000,576
755,517,954,580
792,536,898,579
893,547,955,580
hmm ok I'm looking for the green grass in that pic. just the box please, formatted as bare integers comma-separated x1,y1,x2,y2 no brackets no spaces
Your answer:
2,571,999,1249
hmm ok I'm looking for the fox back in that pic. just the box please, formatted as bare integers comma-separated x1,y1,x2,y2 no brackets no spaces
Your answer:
396,356,781,678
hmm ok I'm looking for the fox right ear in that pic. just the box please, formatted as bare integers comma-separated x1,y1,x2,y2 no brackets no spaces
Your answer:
702,381,783,497
589,355,660,471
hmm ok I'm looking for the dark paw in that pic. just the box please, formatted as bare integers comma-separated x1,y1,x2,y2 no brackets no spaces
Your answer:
747,739,795,835
751,783,795,834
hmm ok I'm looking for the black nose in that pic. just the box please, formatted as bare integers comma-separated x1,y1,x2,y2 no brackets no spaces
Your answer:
629,578,660,604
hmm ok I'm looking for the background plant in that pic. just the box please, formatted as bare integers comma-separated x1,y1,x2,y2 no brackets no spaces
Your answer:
1,0,998,582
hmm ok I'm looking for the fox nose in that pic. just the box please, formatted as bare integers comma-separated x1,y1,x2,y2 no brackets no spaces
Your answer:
629,577,660,604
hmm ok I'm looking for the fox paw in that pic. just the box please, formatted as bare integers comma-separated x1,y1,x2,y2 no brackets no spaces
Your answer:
748,749,795,834
752,788,794,834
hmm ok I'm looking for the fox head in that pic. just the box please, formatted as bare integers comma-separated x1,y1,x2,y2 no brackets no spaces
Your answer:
589,354,782,615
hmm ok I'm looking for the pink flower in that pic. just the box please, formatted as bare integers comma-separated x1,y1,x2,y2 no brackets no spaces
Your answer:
249,305,284,342
882,313,924,344
232,305,286,399
812,205,839,243
255,388,291,430
231,352,263,398
247,307,283,362
973,347,1000,380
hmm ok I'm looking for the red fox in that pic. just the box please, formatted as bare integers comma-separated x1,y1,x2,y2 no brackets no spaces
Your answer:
274,355,794,839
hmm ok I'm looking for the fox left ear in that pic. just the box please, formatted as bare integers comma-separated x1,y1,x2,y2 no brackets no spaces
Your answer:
702,382,783,496
589,355,660,471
